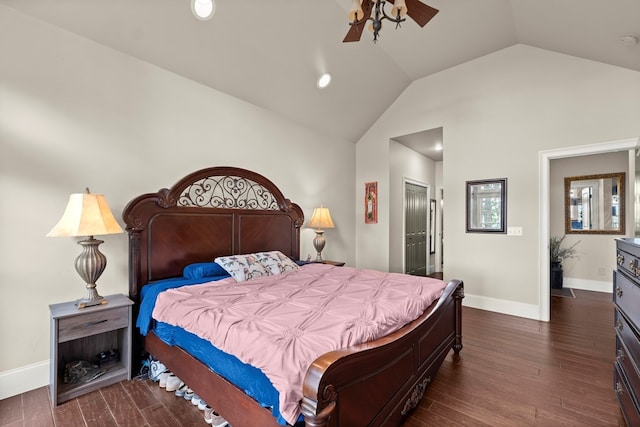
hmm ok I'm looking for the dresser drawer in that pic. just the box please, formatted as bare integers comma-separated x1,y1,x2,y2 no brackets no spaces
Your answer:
58,306,129,343
615,362,640,426
617,239,640,280
616,309,640,370
614,270,640,329
616,334,640,405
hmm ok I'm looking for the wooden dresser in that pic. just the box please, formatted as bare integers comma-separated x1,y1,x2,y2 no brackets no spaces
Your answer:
614,238,640,424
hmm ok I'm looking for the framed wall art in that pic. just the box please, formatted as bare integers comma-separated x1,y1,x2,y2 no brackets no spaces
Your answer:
365,182,377,224
466,178,507,233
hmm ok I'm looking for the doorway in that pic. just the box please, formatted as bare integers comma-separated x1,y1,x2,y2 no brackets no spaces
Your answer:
539,137,637,321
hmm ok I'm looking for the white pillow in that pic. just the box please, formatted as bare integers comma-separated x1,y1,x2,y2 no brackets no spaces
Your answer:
214,254,271,282
255,251,299,275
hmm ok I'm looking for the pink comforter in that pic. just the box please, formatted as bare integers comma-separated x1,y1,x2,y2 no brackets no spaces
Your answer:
152,263,446,425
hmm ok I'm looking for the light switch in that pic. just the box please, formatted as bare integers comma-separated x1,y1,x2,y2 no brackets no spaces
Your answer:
507,226,523,236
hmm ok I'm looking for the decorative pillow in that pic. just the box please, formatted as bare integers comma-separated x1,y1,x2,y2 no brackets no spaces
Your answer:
183,262,229,279
255,251,299,275
214,254,271,282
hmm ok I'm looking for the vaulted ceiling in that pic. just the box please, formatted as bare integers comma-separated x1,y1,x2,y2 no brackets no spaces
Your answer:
2,0,639,154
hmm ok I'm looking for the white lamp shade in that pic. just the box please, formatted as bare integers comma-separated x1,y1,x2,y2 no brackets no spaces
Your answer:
47,193,123,237
307,207,335,230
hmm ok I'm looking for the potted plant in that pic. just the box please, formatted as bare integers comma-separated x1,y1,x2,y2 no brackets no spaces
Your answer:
549,235,580,289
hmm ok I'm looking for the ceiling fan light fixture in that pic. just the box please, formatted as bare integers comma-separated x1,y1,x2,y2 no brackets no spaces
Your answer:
191,0,216,21
317,73,332,89
391,0,408,18
349,0,365,22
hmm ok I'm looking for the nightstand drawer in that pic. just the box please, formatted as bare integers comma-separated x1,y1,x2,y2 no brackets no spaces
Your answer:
58,306,129,343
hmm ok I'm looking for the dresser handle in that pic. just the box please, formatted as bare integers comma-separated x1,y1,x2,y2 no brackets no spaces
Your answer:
617,348,626,362
617,253,624,266
616,319,624,332
84,319,108,327
616,287,624,298
616,381,624,395
630,259,640,277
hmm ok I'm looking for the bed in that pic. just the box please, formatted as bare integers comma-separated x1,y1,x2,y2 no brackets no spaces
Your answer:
123,166,464,427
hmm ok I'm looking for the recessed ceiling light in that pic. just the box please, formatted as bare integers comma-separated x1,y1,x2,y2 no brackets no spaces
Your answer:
192,0,216,21
620,35,638,47
317,73,332,89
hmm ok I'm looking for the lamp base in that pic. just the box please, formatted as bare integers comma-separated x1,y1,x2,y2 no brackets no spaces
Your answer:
313,230,326,262
74,237,109,309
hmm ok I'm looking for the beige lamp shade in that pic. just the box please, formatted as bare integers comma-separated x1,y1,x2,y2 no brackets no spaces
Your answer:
47,192,123,237
308,207,335,230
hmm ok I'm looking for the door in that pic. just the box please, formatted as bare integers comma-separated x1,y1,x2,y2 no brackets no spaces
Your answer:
405,182,428,276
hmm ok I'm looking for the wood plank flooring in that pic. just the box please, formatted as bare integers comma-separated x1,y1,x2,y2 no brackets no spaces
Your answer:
0,289,626,426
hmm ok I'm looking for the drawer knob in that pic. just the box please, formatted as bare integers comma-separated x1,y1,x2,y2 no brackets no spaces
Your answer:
618,253,624,266
616,381,624,395
617,349,626,362
616,319,624,332
616,287,624,298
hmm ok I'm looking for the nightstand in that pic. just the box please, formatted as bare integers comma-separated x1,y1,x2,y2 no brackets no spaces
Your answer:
315,260,345,267
49,294,133,406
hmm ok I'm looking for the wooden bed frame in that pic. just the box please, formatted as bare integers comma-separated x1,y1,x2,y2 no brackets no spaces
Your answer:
123,166,464,427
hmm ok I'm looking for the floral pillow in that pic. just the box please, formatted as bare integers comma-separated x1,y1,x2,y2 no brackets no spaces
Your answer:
255,251,299,275
214,254,271,282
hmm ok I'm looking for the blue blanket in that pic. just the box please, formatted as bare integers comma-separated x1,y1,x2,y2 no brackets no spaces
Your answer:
136,275,296,425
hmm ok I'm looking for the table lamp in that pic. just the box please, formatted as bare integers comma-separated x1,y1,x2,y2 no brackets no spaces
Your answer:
47,189,123,308
307,207,335,262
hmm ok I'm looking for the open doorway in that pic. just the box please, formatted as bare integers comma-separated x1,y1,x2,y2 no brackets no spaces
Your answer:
389,127,443,275
539,137,637,322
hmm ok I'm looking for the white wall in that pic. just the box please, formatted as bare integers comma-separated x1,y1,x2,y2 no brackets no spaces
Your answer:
356,44,640,319
0,6,355,397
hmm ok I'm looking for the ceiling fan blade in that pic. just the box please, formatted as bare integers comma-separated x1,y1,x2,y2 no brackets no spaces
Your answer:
403,0,439,27
343,0,374,43
343,22,366,42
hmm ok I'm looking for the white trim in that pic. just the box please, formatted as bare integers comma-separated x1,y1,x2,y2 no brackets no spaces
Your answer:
0,360,49,400
463,294,540,321
539,137,639,321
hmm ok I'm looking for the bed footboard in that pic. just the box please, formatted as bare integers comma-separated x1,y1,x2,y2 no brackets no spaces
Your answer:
302,279,464,427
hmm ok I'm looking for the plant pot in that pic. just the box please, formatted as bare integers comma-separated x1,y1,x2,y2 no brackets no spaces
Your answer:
550,262,563,289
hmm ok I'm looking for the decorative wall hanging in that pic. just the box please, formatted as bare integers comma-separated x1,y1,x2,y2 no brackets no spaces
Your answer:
466,178,507,233
365,182,378,224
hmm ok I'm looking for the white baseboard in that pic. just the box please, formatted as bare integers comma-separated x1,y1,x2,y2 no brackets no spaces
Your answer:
463,278,612,322
563,277,612,293
462,293,541,321
0,360,49,400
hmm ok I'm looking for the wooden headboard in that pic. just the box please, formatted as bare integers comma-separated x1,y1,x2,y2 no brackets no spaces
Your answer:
122,166,304,302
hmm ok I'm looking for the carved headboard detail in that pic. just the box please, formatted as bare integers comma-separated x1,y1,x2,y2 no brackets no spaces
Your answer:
123,166,304,301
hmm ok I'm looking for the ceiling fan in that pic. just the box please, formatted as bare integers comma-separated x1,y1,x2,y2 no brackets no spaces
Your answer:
344,0,439,43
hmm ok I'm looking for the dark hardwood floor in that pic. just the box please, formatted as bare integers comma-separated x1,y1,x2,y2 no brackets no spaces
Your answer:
0,289,625,426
